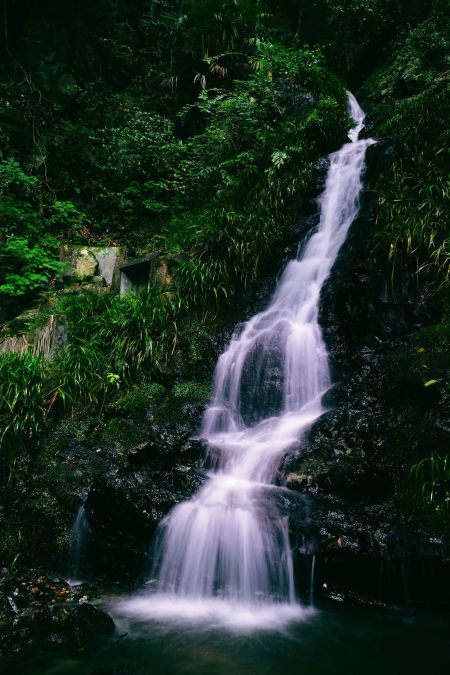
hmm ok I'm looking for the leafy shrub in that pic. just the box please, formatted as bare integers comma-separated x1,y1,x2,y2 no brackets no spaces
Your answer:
70,110,182,243
166,41,349,313
0,235,63,297
0,287,182,469
0,159,85,310
48,288,182,406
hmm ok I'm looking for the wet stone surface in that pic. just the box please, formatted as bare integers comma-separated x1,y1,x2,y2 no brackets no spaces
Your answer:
0,570,115,657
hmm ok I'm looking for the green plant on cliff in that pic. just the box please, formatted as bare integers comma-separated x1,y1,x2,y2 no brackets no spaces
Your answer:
374,82,450,288
57,110,182,245
411,453,450,513
362,12,450,291
0,235,63,298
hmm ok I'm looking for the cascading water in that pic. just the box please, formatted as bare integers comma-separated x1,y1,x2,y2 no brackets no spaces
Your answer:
116,93,375,628
67,504,90,583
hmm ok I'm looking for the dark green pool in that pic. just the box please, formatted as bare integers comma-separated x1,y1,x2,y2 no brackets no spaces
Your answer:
2,601,450,675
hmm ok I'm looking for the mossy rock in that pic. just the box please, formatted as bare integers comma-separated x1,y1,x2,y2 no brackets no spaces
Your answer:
112,381,166,420
154,380,211,426
171,381,211,402
97,418,143,451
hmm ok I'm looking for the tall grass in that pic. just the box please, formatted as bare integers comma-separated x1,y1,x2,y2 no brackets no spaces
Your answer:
0,352,48,476
52,289,183,402
369,51,450,289
0,288,183,472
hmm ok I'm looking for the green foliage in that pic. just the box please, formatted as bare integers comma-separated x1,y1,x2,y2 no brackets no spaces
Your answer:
50,288,182,406
165,41,348,312
366,14,449,99
0,0,351,314
48,200,88,240
58,110,182,243
55,338,107,406
0,159,38,233
384,320,450,398
0,352,48,469
0,235,63,297
362,12,450,289
181,0,271,54
0,287,181,469
0,159,85,305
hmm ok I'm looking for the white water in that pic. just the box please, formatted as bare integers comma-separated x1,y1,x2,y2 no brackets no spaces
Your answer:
67,504,89,583
115,93,375,629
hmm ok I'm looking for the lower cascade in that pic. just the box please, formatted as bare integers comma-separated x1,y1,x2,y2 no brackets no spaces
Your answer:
117,93,375,627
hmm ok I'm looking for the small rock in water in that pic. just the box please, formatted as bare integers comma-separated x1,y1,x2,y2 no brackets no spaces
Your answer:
69,603,115,648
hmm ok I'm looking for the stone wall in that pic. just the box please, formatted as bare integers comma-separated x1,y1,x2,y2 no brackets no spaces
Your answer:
0,314,67,358
61,245,125,290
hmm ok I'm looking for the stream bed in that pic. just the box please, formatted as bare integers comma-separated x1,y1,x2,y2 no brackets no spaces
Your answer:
3,601,450,675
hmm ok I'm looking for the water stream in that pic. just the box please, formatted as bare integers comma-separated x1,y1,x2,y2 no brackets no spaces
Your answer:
116,93,376,628
67,504,90,583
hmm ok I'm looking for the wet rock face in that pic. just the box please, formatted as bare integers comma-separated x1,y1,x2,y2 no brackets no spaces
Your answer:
284,139,450,606
15,369,213,583
85,457,205,581
320,141,435,350
79,402,209,582
0,326,230,650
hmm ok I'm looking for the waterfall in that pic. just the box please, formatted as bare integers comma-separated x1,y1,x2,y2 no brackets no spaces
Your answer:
310,554,317,606
67,504,89,583
117,93,375,627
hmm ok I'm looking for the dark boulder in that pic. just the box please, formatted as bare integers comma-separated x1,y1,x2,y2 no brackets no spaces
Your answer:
85,459,205,581
0,571,115,657
68,603,115,648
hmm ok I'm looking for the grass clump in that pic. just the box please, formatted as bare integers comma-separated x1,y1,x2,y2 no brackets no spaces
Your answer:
0,352,48,475
411,452,450,514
